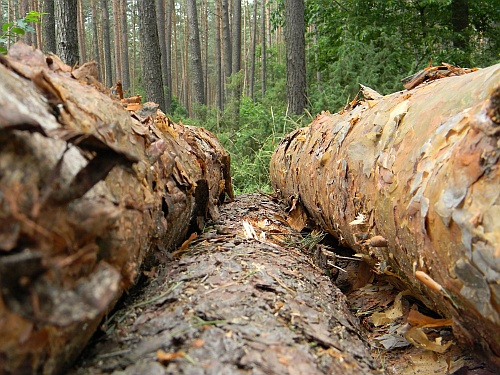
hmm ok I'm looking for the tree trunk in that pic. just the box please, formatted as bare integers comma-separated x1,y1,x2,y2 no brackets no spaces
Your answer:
34,0,42,49
112,0,122,84
172,0,179,100
203,0,209,106
221,0,231,104
0,42,232,375
248,0,257,100
91,0,101,81
101,0,113,87
261,0,266,99
186,0,205,111
131,0,137,93
284,0,306,115
120,0,130,92
137,0,165,112
215,0,223,112
165,0,173,112
156,0,169,111
77,0,86,63
270,65,500,365
231,0,241,124
56,0,79,66
42,0,56,54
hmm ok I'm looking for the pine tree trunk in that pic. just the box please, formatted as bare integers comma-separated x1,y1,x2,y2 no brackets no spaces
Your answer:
261,0,266,99
248,0,257,100
284,0,306,115
101,0,113,87
56,0,79,66
112,0,122,84
215,0,223,111
34,0,42,48
91,0,101,81
221,0,231,104
42,0,56,54
120,0,130,92
186,0,205,111
77,0,86,62
137,0,165,112
231,0,241,124
156,0,168,110
270,65,500,365
165,0,173,112
203,0,209,105
0,42,232,375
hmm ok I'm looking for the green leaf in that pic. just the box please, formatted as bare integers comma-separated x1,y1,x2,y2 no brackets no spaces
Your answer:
11,27,26,35
2,22,13,32
0,46,7,55
25,11,42,23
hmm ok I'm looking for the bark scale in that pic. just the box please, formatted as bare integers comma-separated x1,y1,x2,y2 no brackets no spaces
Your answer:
271,65,500,364
0,42,232,375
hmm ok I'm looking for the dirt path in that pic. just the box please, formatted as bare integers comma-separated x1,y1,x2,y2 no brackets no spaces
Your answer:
69,194,379,374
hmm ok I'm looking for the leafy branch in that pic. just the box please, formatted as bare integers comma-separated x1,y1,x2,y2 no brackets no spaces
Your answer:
0,11,44,54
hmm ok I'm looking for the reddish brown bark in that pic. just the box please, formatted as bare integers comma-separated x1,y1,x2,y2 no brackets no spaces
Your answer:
0,42,232,375
270,64,500,364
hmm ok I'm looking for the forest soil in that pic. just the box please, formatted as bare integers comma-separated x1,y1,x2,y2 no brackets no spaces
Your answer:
70,194,497,375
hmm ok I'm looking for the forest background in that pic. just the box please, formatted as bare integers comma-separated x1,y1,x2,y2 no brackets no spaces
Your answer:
1,0,499,193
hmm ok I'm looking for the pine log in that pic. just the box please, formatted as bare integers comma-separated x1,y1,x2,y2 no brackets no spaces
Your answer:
69,194,380,375
0,42,232,375
270,64,500,364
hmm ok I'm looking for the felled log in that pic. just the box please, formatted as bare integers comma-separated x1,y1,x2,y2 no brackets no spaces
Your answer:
0,42,232,375
270,64,500,364
70,194,380,375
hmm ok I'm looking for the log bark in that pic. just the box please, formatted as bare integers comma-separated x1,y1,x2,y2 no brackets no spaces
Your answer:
270,64,500,364
0,42,232,375
69,194,380,375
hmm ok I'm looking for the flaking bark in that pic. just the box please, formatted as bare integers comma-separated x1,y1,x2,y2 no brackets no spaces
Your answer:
270,64,500,365
0,42,232,375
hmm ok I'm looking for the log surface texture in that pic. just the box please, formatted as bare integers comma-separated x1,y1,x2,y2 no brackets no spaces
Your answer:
0,42,232,375
270,64,500,363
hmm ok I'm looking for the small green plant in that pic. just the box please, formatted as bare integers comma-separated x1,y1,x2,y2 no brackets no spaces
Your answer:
0,11,43,54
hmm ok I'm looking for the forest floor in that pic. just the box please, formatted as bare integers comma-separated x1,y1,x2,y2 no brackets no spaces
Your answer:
69,194,496,375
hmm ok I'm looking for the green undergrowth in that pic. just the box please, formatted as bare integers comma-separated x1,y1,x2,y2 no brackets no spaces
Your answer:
177,96,312,194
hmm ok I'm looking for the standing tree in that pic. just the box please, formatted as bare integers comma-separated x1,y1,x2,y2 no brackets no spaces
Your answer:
165,0,173,111
77,0,87,62
186,0,205,112
56,0,79,66
120,0,131,92
42,0,56,53
284,0,306,114
215,0,223,111
248,0,258,100
231,0,242,123
261,0,266,99
156,0,169,111
221,0,231,103
91,0,101,81
137,0,165,111
101,0,113,87
112,0,122,84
